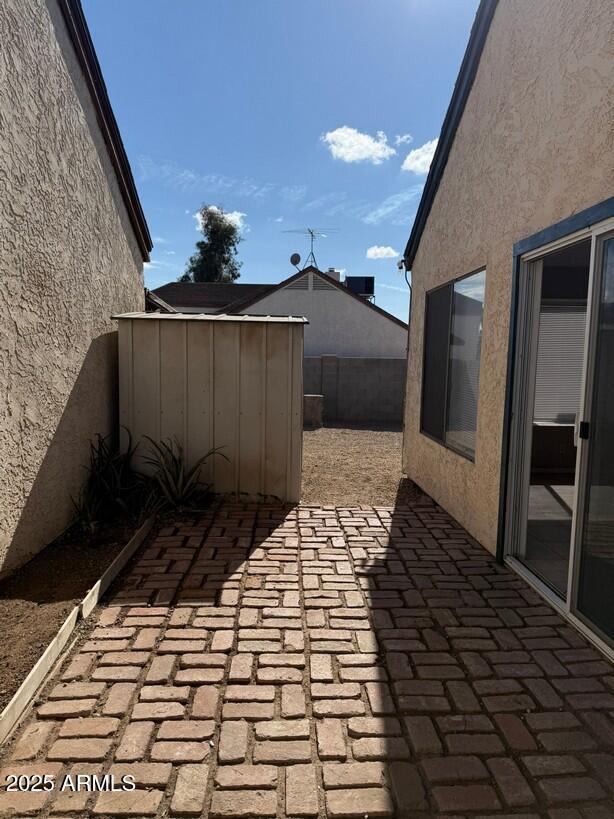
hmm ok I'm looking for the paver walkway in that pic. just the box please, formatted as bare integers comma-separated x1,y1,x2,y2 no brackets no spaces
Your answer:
2,500,614,818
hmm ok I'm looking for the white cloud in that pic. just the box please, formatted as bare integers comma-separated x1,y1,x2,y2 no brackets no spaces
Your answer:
363,185,423,225
366,245,399,259
193,206,248,233
222,210,247,231
395,133,413,146
144,259,176,270
379,282,409,293
321,126,396,165
279,185,307,203
304,191,348,211
138,155,292,204
401,138,438,174
274,216,284,223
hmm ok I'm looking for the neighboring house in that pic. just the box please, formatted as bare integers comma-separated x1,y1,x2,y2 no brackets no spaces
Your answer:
154,266,408,358
0,0,151,575
402,0,614,650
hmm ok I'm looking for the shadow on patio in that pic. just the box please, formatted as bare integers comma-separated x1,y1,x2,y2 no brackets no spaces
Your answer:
2,485,614,817
103,483,614,816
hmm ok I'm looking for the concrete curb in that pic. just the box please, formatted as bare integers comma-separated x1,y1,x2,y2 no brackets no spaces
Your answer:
0,515,155,747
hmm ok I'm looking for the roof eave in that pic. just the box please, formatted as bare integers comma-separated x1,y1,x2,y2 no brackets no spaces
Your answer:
403,0,499,269
57,0,152,262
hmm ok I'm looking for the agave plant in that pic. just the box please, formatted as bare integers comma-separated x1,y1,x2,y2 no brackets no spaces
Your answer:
71,479,105,535
72,430,157,531
72,431,137,532
142,437,226,510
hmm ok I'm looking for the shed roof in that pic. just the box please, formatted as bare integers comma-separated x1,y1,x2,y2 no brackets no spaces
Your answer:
112,311,308,324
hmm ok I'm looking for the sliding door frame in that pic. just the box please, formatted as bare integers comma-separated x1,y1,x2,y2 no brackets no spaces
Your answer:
504,258,542,563
568,224,614,645
501,207,614,661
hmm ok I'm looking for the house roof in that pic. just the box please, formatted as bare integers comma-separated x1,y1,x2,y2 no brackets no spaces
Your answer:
152,282,274,311
215,266,409,330
403,0,499,269
153,267,408,329
144,288,177,313
57,0,152,261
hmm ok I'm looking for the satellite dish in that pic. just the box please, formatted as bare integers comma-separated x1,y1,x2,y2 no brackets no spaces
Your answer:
290,252,301,268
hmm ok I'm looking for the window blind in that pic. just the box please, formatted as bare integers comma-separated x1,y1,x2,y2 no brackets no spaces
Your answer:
533,304,586,423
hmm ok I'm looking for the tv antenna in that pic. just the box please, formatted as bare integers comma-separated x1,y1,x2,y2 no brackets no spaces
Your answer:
283,227,338,270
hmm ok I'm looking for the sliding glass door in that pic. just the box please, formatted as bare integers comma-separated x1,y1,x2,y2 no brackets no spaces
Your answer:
506,221,614,653
574,233,614,642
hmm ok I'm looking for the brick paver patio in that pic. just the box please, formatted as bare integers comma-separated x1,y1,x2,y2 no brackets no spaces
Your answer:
2,499,614,817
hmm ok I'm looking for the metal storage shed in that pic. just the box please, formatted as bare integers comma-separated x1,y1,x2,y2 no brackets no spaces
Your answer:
114,312,306,503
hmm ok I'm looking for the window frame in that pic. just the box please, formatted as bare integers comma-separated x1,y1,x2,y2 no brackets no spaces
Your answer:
420,267,486,463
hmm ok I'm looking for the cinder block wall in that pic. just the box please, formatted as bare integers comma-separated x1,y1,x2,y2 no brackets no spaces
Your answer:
305,356,406,424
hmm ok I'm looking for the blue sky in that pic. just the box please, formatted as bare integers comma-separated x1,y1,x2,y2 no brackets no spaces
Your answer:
83,0,479,321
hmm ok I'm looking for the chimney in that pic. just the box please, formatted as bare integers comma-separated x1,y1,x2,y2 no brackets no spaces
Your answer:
326,267,341,282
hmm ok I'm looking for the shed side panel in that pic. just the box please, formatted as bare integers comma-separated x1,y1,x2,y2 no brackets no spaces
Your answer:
186,321,214,483
264,324,291,499
238,323,266,496
213,322,240,494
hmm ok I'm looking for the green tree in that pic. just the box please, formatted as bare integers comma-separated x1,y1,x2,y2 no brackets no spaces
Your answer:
180,205,242,282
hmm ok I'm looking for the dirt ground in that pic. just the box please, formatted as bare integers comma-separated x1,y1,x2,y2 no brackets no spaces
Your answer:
301,423,421,506
0,526,130,712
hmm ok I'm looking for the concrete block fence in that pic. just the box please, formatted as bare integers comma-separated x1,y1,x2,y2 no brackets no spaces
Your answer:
304,356,406,425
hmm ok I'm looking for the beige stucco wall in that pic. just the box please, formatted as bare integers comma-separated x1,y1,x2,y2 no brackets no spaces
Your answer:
0,0,145,576
403,0,614,553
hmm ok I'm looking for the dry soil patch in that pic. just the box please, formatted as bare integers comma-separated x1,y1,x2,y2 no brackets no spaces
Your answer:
301,424,420,506
0,526,129,712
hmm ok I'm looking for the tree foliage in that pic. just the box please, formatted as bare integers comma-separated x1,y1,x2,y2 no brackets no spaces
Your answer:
181,205,242,282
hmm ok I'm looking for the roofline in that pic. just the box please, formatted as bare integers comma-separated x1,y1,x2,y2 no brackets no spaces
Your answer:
225,266,409,330
220,280,287,314
144,288,178,313
57,0,153,261
403,0,499,269
152,281,275,312
113,311,308,324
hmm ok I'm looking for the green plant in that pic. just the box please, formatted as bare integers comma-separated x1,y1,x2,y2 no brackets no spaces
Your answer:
71,479,105,535
142,437,227,510
72,431,147,532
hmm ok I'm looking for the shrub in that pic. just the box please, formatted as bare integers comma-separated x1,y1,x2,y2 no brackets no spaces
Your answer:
72,433,227,532
142,437,226,510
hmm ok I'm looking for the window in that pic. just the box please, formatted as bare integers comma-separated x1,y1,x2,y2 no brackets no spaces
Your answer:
421,269,485,459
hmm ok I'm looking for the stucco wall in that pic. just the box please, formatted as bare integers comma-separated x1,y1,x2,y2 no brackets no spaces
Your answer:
403,0,614,553
241,274,408,358
0,0,144,575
